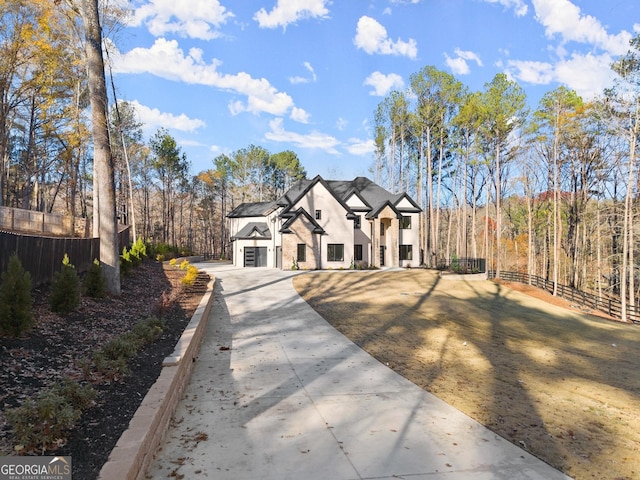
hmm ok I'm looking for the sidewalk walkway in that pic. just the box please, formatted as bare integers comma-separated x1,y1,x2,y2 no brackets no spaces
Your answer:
146,264,571,480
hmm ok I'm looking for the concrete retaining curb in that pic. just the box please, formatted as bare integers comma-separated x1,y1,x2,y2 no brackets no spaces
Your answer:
97,274,216,480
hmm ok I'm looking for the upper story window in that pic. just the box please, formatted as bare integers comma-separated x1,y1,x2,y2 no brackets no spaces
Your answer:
315,209,322,220
400,216,412,229
354,215,361,229
380,223,385,236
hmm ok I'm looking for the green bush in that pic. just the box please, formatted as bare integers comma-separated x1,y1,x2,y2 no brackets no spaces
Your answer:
129,238,147,266
131,316,164,343
92,316,164,377
83,259,106,298
149,242,179,260
51,377,96,411
120,246,133,276
6,377,95,451
50,254,80,314
0,254,33,337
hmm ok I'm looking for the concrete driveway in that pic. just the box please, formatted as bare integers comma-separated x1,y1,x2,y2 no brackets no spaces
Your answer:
145,263,571,480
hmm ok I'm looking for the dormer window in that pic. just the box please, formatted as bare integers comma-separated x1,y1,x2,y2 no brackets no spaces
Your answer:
315,209,322,220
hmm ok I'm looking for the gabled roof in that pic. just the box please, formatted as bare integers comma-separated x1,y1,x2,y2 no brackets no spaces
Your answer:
228,175,421,222
365,200,403,219
277,175,354,219
280,208,326,234
227,201,277,218
392,192,422,212
232,222,272,240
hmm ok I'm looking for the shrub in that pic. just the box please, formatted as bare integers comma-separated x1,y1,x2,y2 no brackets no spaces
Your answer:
50,254,80,314
131,316,164,343
92,316,164,377
83,259,106,298
181,265,199,286
169,258,178,267
0,254,33,337
129,238,147,266
6,377,96,451
120,246,133,276
179,259,190,270
51,377,96,411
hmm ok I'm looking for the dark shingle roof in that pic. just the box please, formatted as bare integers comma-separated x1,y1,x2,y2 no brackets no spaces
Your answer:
232,222,272,240
229,176,421,221
227,201,277,218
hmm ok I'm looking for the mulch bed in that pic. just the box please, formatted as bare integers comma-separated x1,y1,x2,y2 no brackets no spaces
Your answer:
0,260,209,480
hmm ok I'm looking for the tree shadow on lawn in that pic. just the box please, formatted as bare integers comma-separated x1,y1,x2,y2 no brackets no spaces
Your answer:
293,269,640,480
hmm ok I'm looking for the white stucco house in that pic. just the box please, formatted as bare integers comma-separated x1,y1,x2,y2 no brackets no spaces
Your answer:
227,175,422,269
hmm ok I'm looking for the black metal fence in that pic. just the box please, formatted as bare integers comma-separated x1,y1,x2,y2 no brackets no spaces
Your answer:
436,257,486,273
489,270,640,324
0,228,130,286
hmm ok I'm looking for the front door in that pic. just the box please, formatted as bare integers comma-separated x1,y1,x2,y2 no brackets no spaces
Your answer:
379,246,386,266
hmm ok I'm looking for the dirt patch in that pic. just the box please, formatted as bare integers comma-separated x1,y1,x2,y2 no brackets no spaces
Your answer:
293,270,640,480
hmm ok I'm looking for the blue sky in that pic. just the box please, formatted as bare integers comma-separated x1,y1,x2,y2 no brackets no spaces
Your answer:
109,0,639,179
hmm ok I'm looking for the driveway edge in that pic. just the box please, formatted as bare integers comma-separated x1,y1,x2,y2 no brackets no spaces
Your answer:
97,273,216,480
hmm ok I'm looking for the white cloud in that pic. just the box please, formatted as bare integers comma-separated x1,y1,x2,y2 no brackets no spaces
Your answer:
505,60,554,84
290,107,310,123
354,16,417,59
254,0,330,29
531,0,632,55
481,0,528,17
554,52,617,99
289,62,317,84
111,38,305,119
130,0,233,40
445,55,471,75
505,53,616,99
346,138,375,156
336,117,348,131
444,49,483,75
129,99,205,132
266,118,340,154
363,71,405,96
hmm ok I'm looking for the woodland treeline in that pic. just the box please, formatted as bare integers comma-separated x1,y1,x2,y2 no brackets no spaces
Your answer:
0,0,306,260
372,37,640,320
1,2,639,318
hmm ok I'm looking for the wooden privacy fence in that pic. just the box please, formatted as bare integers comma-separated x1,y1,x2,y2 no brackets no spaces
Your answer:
489,270,640,324
0,228,130,286
0,205,88,237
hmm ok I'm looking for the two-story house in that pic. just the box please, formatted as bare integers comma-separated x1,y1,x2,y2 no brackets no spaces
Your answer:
227,175,421,269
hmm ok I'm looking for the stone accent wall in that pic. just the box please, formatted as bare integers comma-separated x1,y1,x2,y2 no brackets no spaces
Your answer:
281,216,321,270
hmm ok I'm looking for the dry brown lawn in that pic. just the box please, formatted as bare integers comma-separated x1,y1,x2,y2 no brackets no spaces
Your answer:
293,269,640,480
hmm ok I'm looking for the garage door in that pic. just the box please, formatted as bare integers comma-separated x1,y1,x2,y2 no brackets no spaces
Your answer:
244,247,268,267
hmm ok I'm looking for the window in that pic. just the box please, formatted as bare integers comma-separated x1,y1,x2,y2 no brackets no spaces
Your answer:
399,245,413,261
297,244,306,262
354,244,363,261
315,209,322,220
380,223,385,236
327,244,344,262
354,215,361,229
400,216,412,229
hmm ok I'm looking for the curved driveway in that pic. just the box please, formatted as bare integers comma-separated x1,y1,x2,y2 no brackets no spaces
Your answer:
146,263,571,480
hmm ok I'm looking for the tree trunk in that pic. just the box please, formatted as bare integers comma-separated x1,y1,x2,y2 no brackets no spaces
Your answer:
79,0,121,295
